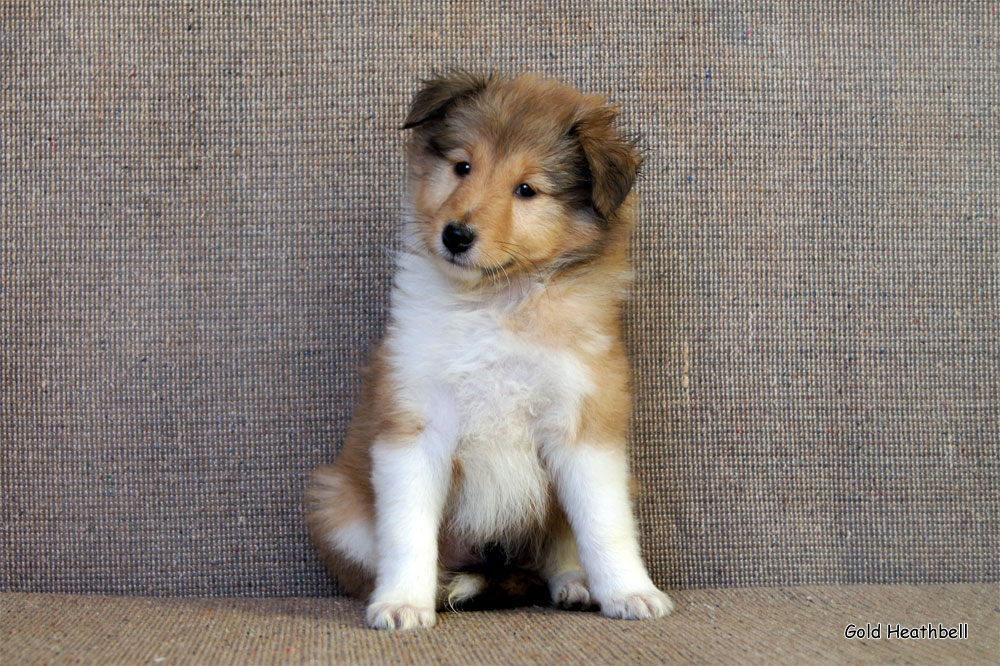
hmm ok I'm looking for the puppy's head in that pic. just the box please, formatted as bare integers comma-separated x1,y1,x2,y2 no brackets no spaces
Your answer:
402,71,640,284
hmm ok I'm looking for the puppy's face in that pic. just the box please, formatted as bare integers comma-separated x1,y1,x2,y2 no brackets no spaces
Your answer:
402,72,640,284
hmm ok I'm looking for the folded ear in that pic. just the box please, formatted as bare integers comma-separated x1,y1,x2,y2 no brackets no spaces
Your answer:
572,103,641,220
402,71,492,129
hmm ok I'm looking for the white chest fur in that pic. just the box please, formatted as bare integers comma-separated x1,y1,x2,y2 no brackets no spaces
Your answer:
385,254,594,543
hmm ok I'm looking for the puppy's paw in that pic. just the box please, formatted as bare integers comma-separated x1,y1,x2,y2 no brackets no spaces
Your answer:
549,571,594,610
440,572,488,610
599,589,674,620
366,601,436,630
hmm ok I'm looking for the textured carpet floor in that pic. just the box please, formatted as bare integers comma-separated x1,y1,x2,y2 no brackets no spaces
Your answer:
2,585,997,665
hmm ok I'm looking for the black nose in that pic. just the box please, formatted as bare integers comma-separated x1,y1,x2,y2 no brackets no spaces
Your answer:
442,222,476,255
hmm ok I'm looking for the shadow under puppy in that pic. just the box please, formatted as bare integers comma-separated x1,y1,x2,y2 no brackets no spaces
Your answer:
306,71,673,630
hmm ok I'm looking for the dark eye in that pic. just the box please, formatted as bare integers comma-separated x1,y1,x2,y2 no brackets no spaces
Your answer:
454,161,471,177
515,183,536,198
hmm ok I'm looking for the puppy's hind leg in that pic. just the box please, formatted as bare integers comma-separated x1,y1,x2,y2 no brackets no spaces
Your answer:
305,463,377,598
539,508,594,610
438,570,489,610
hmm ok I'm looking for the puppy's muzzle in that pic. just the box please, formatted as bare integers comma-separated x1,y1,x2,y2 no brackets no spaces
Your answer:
442,222,476,255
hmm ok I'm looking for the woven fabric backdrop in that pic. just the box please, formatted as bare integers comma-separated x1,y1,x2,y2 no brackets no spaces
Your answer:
2,2,997,596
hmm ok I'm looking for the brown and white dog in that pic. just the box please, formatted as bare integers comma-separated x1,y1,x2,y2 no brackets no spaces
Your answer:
305,71,672,630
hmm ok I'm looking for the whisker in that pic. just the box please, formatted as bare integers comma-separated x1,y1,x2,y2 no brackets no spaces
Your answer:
480,248,512,292
493,241,545,281
495,247,542,303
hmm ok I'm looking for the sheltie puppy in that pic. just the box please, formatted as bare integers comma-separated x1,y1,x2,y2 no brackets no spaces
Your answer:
305,71,673,630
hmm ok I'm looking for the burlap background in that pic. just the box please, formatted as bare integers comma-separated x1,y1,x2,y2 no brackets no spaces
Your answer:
2,2,997,596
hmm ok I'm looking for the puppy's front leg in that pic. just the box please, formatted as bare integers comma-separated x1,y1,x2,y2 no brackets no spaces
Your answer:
546,443,674,620
367,435,452,630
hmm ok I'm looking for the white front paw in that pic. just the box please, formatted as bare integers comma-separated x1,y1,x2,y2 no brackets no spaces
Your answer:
366,601,436,630
549,571,594,609
599,588,674,620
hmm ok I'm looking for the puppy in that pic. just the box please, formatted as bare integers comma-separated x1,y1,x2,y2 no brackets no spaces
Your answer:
306,71,673,630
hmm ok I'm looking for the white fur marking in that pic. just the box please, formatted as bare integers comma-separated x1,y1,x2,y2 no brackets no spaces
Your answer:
444,572,488,609
326,520,376,570
544,443,672,618
386,252,593,544
368,432,454,621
